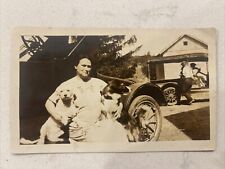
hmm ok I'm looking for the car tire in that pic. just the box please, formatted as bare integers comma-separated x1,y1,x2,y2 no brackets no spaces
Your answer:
127,95,162,141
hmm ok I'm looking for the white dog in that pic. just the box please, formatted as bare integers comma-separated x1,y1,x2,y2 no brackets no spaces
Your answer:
86,80,130,142
20,88,79,144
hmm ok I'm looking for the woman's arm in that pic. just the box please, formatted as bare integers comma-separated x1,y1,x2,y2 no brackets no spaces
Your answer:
45,99,57,117
45,99,67,124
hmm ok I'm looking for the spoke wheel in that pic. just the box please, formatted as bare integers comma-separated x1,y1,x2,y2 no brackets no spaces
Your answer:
163,86,178,106
128,95,162,142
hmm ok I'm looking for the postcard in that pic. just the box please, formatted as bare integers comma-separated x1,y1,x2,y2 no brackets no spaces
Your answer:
11,28,216,153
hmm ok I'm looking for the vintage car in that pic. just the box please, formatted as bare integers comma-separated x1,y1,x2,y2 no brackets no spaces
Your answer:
97,54,209,141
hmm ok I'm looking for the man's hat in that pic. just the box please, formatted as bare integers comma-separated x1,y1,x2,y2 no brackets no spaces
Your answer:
190,63,196,67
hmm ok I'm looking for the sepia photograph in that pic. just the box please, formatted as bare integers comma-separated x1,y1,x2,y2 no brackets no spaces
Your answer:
11,28,216,153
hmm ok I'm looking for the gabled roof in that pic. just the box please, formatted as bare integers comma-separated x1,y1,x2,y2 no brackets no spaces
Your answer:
159,34,208,56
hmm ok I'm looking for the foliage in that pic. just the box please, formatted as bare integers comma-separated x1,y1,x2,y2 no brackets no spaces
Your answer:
133,54,152,78
90,35,142,78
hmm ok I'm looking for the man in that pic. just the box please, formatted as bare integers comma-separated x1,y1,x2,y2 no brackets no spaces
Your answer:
45,56,107,142
180,61,195,105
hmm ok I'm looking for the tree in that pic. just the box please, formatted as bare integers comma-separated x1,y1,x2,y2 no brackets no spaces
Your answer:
91,35,142,78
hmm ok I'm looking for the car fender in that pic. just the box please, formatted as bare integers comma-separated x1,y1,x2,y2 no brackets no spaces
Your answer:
161,82,181,94
123,82,167,112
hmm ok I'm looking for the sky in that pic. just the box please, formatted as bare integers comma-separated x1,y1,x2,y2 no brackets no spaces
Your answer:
121,29,214,56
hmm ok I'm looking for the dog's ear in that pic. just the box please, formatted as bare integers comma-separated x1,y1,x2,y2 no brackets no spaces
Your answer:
120,83,130,94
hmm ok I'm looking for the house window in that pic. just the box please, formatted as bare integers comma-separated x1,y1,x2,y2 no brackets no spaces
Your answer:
183,41,188,46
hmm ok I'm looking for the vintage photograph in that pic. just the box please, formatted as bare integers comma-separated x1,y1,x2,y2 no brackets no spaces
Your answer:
11,28,216,153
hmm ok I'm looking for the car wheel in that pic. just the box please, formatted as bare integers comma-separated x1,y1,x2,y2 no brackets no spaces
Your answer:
127,95,162,142
163,86,178,106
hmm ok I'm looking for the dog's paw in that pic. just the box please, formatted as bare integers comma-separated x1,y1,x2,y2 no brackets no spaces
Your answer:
37,138,45,144
58,138,64,142
20,138,38,145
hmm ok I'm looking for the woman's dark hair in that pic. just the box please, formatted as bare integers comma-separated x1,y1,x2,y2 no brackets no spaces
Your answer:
74,55,92,66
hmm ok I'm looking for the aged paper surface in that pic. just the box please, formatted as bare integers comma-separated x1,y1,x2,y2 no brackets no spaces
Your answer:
11,28,216,153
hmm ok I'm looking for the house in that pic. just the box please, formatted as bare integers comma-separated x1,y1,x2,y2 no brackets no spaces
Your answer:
151,34,208,80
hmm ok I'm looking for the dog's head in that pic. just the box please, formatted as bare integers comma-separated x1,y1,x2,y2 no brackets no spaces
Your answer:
101,80,130,95
57,88,77,102
100,80,130,119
